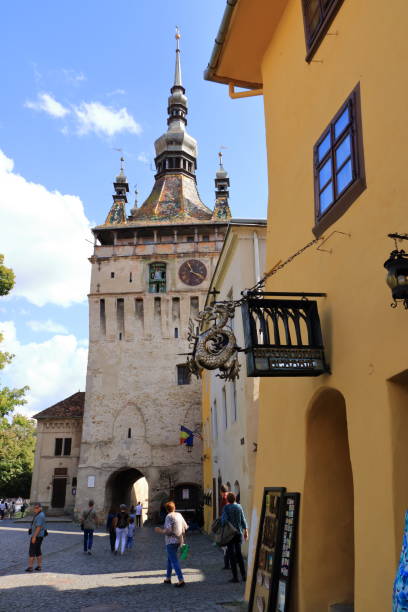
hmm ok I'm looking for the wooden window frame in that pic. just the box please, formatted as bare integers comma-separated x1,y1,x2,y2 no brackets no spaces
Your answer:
301,0,345,62
312,83,366,238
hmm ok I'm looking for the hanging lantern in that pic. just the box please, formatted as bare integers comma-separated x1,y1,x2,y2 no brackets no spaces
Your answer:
384,234,408,309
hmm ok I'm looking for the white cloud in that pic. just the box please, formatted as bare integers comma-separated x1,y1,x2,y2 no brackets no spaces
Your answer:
25,92,70,118
107,89,126,97
62,69,86,84
73,102,141,137
0,149,93,307
137,152,149,164
27,319,68,334
0,321,87,416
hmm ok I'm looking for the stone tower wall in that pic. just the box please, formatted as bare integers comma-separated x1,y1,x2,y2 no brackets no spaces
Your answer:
75,228,226,520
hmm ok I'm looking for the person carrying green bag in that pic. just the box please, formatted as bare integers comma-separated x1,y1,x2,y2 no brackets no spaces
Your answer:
155,501,188,587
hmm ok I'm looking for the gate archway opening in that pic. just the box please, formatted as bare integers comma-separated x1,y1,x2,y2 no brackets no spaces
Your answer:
302,387,354,611
105,468,149,522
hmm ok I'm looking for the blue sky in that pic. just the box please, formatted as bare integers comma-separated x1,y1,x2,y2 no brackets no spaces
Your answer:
0,0,268,416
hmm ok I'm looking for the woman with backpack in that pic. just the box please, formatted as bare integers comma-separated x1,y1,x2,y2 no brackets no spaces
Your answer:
113,504,129,555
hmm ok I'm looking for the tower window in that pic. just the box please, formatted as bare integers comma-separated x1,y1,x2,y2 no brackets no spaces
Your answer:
177,364,191,385
111,272,115,278
149,262,166,293
128,428,131,439
129,272,132,282
174,327,179,338
100,299,106,336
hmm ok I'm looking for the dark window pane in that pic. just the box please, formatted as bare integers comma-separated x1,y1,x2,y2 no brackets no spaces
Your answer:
334,107,350,139
305,0,322,37
335,134,351,170
63,438,72,456
319,182,334,214
177,364,191,385
318,132,331,161
319,158,332,189
55,438,63,456
336,160,353,194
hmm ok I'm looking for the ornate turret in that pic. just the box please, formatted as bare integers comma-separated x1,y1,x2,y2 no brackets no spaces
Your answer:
212,152,231,220
105,157,129,225
130,29,212,223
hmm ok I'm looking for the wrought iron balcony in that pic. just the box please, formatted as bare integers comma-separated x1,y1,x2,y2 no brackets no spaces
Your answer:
241,293,329,377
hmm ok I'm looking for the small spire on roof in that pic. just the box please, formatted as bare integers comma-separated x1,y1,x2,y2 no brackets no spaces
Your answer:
174,26,182,87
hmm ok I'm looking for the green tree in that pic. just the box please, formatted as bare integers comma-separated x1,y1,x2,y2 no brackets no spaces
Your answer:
0,414,36,497
0,254,15,296
0,253,31,496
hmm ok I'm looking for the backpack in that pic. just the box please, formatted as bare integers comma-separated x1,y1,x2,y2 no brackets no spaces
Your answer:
117,512,129,529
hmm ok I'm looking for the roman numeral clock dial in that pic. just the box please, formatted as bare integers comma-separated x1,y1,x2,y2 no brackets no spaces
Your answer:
179,259,207,286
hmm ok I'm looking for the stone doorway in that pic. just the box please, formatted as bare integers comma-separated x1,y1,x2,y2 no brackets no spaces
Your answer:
302,387,355,611
105,468,149,521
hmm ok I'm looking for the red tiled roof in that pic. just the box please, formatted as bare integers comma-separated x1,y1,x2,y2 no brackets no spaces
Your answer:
33,392,85,420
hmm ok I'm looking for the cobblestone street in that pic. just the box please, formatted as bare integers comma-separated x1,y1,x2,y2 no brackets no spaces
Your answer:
0,520,246,611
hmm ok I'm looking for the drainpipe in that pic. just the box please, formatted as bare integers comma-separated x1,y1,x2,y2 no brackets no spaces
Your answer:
253,231,261,283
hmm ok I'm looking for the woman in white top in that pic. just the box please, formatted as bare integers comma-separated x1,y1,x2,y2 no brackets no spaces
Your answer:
155,501,188,587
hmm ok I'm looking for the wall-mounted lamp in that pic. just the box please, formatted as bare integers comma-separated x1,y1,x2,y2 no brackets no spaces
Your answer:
384,233,408,308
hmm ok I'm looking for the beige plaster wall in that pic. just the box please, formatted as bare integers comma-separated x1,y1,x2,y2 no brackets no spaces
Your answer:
30,418,82,511
207,225,266,551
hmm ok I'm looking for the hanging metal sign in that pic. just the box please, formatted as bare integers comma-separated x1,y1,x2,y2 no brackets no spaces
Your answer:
241,293,329,377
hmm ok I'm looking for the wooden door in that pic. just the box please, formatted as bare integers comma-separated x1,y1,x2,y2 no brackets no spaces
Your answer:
51,478,66,508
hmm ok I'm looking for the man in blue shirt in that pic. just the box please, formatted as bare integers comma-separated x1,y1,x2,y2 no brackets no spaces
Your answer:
221,492,248,583
26,502,47,572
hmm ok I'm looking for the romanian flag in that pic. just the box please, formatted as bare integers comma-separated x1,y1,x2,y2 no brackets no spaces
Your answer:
180,425,194,447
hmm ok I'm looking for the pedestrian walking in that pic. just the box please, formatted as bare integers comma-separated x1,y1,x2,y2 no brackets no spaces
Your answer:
129,505,136,521
219,484,230,570
0,500,5,520
155,501,188,587
113,504,129,555
10,501,16,520
135,501,143,527
20,502,27,518
221,492,248,584
81,500,97,555
126,517,135,549
25,502,47,572
106,507,116,553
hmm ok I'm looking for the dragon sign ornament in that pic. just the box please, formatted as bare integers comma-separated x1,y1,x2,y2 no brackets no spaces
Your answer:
187,302,240,381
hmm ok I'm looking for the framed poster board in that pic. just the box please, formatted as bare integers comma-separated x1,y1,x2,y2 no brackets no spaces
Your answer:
275,493,300,612
248,487,286,612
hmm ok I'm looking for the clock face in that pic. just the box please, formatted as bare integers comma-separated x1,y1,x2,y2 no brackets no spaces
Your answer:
179,259,207,286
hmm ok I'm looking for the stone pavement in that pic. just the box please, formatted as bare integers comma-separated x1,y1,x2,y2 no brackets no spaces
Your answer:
0,520,247,611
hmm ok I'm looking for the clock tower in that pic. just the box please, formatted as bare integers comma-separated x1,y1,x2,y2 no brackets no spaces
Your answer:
75,32,230,520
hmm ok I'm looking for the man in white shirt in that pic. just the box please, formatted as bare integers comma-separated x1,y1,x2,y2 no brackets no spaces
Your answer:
135,502,143,527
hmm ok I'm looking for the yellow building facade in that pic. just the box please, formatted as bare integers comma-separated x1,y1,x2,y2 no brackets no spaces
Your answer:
206,1,408,610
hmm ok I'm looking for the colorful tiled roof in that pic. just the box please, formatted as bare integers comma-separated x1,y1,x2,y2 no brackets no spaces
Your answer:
33,392,85,420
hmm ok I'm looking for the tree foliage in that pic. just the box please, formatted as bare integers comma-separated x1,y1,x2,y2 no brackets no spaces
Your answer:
0,414,36,497
0,254,32,496
0,254,15,296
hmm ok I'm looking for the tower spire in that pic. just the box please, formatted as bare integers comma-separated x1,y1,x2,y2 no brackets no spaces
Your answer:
174,26,182,88
105,157,129,225
212,151,232,220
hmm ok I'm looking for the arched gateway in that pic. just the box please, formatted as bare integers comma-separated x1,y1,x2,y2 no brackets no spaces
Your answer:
105,468,148,514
